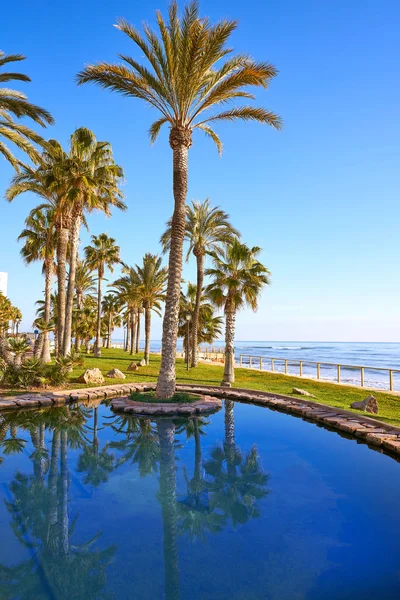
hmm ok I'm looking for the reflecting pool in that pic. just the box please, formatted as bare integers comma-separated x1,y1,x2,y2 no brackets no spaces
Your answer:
0,399,400,599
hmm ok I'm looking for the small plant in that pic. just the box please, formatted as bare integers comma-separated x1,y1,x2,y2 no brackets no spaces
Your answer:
129,390,198,404
1,358,43,388
7,337,31,366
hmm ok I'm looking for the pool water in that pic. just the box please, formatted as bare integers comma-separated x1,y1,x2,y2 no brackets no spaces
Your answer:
0,399,400,600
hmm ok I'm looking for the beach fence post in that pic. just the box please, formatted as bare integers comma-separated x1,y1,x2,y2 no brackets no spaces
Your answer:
284,359,288,374
337,365,341,383
271,358,275,372
390,370,394,392
249,356,253,369
361,367,364,387
240,355,243,367
260,357,262,370
317,363,321,379
299,361,303,377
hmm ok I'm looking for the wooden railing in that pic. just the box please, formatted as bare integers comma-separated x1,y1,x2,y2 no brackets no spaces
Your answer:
238,354,400,392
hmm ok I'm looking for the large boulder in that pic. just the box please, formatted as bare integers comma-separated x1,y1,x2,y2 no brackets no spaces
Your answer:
351,395,379,414
106,368,126,379
127,362,138,371
77,368,104,385
292,387,315,398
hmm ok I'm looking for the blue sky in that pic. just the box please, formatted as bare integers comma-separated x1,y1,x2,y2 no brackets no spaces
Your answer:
1,0,399,342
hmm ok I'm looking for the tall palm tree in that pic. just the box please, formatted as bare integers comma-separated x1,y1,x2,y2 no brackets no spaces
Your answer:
6,144,70,356
84,233,121,357
0,50,54,169
56,128,125,356
206,240,271,385
132,254,167,365
162,199,239,366
77,1,281,398
18,206,56,362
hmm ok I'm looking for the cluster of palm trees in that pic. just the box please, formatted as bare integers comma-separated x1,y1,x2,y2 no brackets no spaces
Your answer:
1,1,280,396
0,293,21,335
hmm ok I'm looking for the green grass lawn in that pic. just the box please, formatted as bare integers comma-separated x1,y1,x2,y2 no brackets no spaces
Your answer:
62,348,400,427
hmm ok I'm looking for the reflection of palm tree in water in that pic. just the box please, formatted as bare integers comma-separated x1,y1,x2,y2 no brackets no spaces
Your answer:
204,400,269,527
77,407,116,487
0,409,116,599
107,414,160,477
178,418,225,540
157,419,180,600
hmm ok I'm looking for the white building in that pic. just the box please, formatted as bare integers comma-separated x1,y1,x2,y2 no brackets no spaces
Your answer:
0,272,7,296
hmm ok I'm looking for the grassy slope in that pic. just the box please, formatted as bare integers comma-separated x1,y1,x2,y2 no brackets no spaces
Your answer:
64,348,400,427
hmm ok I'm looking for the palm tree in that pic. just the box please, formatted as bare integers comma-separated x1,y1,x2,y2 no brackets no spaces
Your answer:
18,206,56,362
84,233,121,357
74,295,98,353
101,293,121,348
57,128,125,356
75,259,96,308
162,199,239,366
0,50,54,169
77,1,281,398
9,306,22,335
111,272,141,355
206,240,271,385
178,282,223,364
7,337,30,367
74,259,96,349
35,293,58,353
0,293,14,363
132,254,167,365
6,145,70,356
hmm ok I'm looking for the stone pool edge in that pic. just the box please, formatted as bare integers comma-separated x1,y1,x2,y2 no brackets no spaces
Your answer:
1,382,400,458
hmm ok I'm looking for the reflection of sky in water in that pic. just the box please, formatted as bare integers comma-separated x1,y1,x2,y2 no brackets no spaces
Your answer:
0,401,400,599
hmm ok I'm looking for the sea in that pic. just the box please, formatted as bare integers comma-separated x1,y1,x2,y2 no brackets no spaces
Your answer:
113,340,400,392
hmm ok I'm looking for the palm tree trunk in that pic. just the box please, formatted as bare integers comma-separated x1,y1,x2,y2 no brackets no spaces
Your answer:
191,252,204,367
63,215,81,356
60,429,69,557
125,314,130,352
144,305,151,365
54,329,59,356
224,399,237,477
157,419,180,600
107,314,112,348
130,309,136,355
193,418,202,483
34,333,43,360
0,331,13,365
41,257,53,362
47,429,60,542
157,130,191,399
75,292,83,351
136,311,140,354
94,271,102,357
56,224,69,355
222,305,236,385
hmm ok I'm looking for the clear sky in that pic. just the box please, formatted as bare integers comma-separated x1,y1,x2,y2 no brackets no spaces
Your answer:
1,0,399,342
